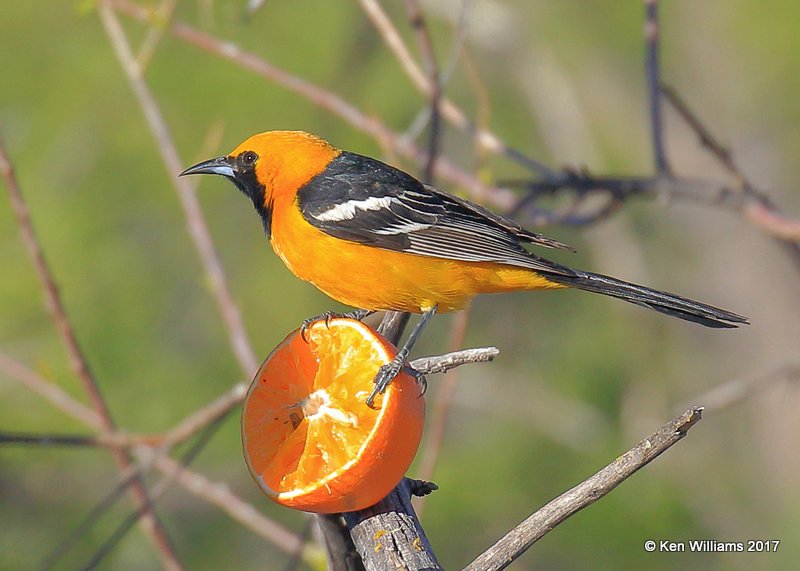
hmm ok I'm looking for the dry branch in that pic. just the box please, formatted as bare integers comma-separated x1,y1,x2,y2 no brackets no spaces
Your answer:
0,352,104,430
99,0,258,376
357,0,553,178
410,346,499,375
0,134,183,571
463,407,704,571
343,478,442,571
681,364,800,412
3,2,786,568
111,0,520,209
330,321,496,569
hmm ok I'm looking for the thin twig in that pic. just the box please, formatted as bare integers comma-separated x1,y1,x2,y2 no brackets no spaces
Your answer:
357,0,555,179
148,453,306,555
111,0,519,207
78,415,228,571
135,0,180,71
0,134,183,571
644,0,671,176
660,83,800,265
158,381,248,448
681,363,800,412
403,0,442,183
0,433,102,447
410,345,498,376
660,84,743,182
0,352,104,430
463,407,704,571
0,137,113,435
415,309,474,518
99,0,258,377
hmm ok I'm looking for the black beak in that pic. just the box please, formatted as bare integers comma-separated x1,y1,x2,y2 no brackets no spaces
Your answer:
179,156,236,178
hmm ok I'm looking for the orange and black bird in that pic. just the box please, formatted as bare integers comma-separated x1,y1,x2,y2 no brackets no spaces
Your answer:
181,130,748,402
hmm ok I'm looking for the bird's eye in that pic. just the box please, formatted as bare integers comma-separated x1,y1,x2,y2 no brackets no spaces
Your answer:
242,151,258,166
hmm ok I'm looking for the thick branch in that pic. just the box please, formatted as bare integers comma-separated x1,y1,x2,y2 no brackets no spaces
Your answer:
463,407,703,571
344,479,441,571
311,313,442,569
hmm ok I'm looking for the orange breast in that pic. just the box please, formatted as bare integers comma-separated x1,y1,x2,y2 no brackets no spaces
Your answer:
269,197,565,313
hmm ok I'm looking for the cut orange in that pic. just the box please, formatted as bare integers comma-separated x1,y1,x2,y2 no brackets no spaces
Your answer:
241,318,425,513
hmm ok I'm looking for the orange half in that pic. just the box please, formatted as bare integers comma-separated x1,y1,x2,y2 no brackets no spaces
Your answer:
242,318,425,513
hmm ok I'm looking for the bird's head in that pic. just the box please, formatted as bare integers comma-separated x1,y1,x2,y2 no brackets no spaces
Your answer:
180,130,340,233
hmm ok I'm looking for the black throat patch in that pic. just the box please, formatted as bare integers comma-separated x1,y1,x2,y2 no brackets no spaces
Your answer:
231,156,272,238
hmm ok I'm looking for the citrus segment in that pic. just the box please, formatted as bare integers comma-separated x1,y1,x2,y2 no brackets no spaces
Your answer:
242,318,425,513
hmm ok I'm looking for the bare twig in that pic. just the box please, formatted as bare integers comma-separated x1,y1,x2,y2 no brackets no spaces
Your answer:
99,0,258,377
463,407,704,571
0,138,113,436
0,352,104,430
644,0,671,176
149,454,306,556
660,83,800,264
78,415,229,571
135,0,180,71
111,0,520,206
357,0,555,179
157,381,248,447
0,135,183,571
682,364,800,412
660,84,743,181
410,345,498,376
403,0,442,182
416,309,474,519
0,433,103,447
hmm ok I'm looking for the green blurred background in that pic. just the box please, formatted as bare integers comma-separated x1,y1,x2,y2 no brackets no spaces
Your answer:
2,1,799,569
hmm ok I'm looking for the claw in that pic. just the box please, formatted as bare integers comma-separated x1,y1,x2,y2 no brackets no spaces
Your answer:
300,309,374,342
300,312,331,342
365,306,437,407
366,357,405,408
406,366,428,397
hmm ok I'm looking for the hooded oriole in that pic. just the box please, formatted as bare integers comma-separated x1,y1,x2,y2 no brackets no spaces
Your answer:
181,130,747,401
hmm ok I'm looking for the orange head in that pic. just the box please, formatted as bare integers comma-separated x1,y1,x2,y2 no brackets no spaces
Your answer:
180,131,341,235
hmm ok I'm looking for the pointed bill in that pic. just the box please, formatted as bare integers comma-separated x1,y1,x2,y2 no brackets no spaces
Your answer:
179,156,235,178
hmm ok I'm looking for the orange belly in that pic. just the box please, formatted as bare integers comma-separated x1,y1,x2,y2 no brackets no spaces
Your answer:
270,198,565,312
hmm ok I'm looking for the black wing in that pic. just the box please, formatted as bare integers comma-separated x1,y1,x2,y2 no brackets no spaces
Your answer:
297,152,576,277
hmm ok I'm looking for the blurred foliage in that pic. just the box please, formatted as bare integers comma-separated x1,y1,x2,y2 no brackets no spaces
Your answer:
2,1,800,570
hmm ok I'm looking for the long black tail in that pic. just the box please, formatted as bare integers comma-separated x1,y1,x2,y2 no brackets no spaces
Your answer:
546,270,749,328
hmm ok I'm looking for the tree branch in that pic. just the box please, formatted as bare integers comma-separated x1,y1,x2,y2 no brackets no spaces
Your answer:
462,407,704,571
644,0,671,176
99,0,258,377
0,133,183,571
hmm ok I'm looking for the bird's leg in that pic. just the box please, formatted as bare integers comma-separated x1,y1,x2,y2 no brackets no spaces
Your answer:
366,306,437,407
301,309,374,341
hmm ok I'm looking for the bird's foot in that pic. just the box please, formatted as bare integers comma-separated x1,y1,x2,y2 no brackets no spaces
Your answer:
366,351,425,407
300,309,374,342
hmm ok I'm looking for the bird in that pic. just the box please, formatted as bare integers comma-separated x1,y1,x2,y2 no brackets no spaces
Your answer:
181,130,748,403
